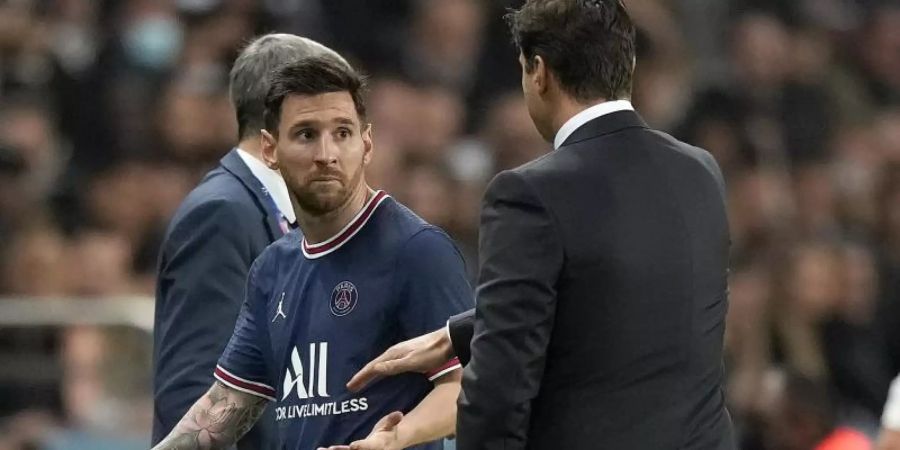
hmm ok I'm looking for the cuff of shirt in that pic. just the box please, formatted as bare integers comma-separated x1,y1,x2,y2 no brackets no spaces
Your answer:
421,321,459,382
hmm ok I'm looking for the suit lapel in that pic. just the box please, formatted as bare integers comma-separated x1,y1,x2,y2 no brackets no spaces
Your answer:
219,149,284,242
560,110,649,148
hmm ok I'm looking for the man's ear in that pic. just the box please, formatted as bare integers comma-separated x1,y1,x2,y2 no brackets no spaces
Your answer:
533,55,550,96
261,129,278,170
361,123,373,166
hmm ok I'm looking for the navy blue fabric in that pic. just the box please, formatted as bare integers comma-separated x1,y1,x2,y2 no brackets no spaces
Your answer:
218,196,473,450
152,149,279,449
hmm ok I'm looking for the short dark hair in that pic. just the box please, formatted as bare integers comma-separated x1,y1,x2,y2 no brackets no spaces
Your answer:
230,34,347,140
264,56,368,135
506,0,637,102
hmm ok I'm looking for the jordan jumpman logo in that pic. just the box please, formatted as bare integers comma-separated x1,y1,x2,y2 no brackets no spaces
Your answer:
273,292,287,322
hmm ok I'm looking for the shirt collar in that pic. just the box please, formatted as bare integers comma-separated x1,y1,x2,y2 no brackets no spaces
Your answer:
301,190,389,259
236,148,296,223
553,100,634,150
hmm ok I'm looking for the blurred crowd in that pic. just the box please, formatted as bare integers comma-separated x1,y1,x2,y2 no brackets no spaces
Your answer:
0,0,898,448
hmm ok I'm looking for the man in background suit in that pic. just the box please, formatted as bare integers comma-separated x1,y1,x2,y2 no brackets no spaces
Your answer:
152,34,346,448
349,1,735,448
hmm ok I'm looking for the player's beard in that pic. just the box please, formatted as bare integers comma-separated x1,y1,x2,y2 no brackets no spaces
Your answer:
289,161,365,217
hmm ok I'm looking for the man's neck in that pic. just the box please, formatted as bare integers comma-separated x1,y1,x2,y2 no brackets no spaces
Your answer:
550,96,608,138
237,137,263,160
297,185,373,244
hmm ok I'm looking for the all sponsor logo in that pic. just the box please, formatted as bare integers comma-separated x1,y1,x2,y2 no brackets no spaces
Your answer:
276,342,368,421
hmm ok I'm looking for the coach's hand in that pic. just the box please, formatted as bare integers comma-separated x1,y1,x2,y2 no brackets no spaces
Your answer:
347,328,454,391
318,411,404,450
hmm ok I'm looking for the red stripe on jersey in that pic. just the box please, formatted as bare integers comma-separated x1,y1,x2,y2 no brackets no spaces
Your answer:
214,366,276,399
426,357,461,380
302,190,388,257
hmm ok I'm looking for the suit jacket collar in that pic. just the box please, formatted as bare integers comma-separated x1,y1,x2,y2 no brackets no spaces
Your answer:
219,148,284,241
558,110,649,149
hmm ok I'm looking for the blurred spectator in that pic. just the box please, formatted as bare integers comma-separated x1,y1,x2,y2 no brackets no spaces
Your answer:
0,143,28,244
756,369,873,450
2,225,68,296
854,5,900,110
630,0,694,130
157,66,234,166
478,91,549,172
877,165,900,376
398,160,457,232
0,410,59,450
774,242,843,382
65,231,136,296
83,163,154,243
400,0,485,94
821,243,894,419
679,11,834,169
793,164,841,239
46,325,149,449
366,77,425,159
405,85,466,162
0,96,67,219
726,265,772,419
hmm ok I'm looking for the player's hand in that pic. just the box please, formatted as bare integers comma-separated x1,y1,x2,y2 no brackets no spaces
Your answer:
318,411,404,450
347,328,454,392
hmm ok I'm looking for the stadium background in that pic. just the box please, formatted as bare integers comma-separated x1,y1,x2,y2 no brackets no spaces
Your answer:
0,0,898,448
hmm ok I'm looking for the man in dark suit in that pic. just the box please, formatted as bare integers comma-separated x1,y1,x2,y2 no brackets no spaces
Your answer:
152,34,346,448
348,1,734,448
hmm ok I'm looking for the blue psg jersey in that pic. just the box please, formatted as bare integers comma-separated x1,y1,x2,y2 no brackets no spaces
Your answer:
215,191,473,449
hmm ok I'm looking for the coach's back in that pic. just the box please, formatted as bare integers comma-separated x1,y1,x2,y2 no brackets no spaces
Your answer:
522,110,731,448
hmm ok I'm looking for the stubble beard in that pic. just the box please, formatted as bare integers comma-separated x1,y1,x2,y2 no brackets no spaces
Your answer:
290,164,365,217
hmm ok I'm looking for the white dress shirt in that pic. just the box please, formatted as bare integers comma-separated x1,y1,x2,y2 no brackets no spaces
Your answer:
236,148,296,223
553,100,634,150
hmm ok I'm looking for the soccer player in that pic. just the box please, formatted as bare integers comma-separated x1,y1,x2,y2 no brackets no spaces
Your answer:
152,56,472,450
153,33,346,449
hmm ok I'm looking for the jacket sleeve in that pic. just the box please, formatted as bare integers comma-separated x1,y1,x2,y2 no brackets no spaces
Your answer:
152,198,256,444
448,309,475,365
456,170,564,450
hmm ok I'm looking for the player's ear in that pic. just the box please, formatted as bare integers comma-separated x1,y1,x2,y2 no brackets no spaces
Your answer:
361,123,373,166
261,129,278,170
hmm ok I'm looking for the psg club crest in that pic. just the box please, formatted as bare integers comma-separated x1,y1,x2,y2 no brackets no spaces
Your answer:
330,281,358,317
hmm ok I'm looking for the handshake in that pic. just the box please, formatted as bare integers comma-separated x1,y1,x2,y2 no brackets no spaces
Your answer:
319,328,457,450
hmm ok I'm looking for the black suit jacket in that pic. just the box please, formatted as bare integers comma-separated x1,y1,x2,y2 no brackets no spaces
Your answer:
454,111,735,450
152,149,278,448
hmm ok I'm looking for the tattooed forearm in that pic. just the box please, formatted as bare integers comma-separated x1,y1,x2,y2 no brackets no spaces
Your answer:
152,381,269,450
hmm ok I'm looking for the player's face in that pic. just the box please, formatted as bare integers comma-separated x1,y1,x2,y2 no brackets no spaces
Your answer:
262,92,372,216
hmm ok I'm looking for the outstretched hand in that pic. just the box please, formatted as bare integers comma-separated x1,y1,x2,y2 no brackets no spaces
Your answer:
346,328,454,392
318,411,404,450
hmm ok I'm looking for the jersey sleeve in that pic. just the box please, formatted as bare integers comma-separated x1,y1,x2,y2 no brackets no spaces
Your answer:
395,227,475,380
215,255,277,401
